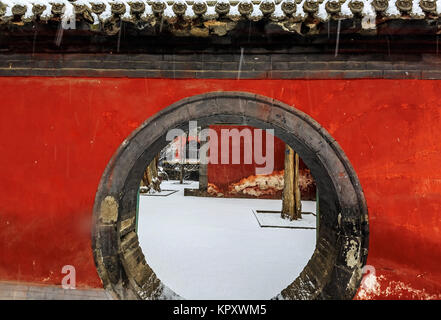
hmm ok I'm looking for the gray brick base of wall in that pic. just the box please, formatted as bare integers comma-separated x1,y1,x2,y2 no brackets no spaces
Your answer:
0,281,113,300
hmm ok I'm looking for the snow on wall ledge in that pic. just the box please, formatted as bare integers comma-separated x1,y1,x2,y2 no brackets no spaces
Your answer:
0,0,439,32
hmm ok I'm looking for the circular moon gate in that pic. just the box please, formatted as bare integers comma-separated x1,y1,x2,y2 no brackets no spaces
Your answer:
92,92,369,300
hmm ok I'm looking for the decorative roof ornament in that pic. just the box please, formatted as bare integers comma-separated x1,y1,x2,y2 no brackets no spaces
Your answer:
0,0,440,34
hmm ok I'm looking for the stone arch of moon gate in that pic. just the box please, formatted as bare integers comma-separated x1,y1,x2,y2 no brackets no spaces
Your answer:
91,91,369,300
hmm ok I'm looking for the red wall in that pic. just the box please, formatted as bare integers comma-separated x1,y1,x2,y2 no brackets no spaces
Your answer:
206,125,285,198
1,77,441,299
205,125,315,199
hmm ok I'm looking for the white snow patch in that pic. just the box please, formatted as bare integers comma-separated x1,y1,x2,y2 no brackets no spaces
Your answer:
293,0,307,19
203,4,218,20
437,0,441,14
357,272,381,299
163,4,175,18
250,4,263,20
138,180,316,300
317,1,329,21
357,273,441,300
227,4,241,19
271,4,285,19
184,6,196,19
385,0,400,17
341,0,354,18
411,0,425,18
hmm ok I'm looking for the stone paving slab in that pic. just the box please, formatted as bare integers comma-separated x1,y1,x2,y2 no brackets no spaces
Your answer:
0,281,113,300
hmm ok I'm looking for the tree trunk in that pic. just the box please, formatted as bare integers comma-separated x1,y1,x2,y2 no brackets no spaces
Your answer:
179,155,185,184
281,145,302,220
294,151,302,219
141,154,161,193
282,145,294,219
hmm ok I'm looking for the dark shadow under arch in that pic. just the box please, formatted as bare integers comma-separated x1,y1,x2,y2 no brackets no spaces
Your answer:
92,91,369,300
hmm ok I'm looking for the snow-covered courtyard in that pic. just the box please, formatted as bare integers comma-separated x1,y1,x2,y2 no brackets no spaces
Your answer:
138,180,317,300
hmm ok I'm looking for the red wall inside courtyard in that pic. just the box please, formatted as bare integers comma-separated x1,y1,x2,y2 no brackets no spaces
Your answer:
1,77,441,299
206,125,285,198
205,125,315,199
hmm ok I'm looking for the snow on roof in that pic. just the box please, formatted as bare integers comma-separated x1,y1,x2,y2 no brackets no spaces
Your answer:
0,0,437,31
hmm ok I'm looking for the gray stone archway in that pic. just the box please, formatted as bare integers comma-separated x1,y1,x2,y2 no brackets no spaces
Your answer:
92,91,369,300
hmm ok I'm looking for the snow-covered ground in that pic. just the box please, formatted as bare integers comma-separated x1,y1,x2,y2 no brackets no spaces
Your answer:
138,180,317,300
